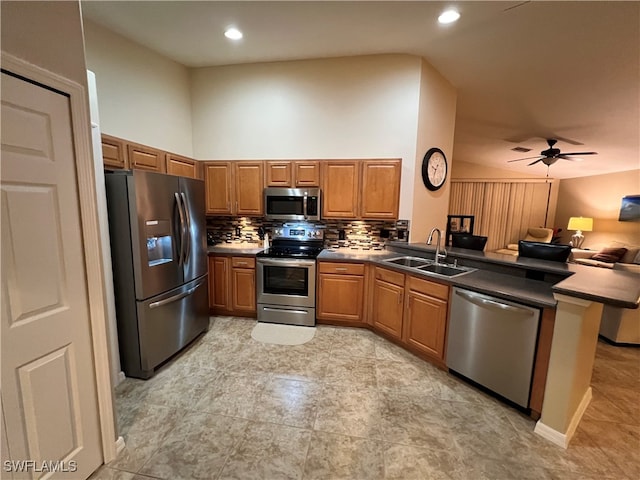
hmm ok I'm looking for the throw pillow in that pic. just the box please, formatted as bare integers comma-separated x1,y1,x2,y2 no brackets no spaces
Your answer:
591,247,628,263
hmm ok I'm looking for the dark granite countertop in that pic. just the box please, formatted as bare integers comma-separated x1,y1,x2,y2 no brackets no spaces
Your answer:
207,243,263,255
318,248,556,309
387,242,640,309
318,243,640,309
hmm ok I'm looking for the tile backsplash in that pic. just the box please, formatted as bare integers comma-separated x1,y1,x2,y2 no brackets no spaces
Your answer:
206,217,409,250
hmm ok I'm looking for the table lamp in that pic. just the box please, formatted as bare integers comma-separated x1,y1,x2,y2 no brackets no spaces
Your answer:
567,217,593,248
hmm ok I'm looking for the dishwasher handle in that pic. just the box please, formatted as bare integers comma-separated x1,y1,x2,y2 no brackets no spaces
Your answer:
455,289,533,315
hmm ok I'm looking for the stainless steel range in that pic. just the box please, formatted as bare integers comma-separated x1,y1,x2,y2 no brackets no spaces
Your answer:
256,224,324,326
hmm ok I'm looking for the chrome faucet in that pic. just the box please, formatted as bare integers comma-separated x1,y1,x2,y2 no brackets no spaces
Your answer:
427,227,447,265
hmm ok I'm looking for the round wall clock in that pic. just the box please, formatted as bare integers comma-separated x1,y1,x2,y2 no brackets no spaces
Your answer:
422,147,448,191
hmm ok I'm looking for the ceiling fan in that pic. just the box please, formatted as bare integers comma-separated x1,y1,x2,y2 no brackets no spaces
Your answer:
508,139,597,166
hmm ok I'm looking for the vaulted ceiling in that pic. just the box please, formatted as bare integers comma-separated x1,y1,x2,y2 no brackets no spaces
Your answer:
82,1,640,179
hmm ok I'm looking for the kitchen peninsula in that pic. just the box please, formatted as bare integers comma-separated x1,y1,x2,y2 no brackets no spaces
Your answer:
318,241,640,448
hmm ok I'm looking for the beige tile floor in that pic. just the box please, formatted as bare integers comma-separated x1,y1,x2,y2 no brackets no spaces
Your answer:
91,316,640,480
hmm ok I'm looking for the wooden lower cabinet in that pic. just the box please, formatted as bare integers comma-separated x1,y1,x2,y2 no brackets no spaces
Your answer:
208,254,256,317
231,257,256,314
317,262,365,324
209,255,230,312
402,275,449,363
371,267,405,339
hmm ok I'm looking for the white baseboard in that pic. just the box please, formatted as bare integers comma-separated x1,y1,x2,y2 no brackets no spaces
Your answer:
534,387,592,449
115,436,125,455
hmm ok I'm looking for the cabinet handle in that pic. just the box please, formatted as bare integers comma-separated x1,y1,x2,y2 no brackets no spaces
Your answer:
237,262,247,266
397,293,401,305
335,268,347,272
236,201,238,212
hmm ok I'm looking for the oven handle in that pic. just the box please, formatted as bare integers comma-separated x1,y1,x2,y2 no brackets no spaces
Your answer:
257,258,316,268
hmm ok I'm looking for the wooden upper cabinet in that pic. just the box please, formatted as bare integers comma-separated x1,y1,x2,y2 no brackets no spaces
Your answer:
321,161,360,218
101,134,127,170
204,162,233,215
294,161,320,187
360,159,401,219
127,143,165,173
166,153,199,179
235,161,264,216
266,161,293,187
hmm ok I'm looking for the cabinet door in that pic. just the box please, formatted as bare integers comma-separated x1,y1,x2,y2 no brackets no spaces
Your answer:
266,161,292,187
322,161,359,218
294,161,320,187
403,291,448,360
211,256,230,312
101,134,127,170
317,273,364,323
372,279,404,339
232,268,256,313
166,153,198,179
360,159,401,219
127,143,165,172
204,162,233,215
235,161,264,215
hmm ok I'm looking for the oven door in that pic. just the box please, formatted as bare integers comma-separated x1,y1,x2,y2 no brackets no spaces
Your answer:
256,258,316,308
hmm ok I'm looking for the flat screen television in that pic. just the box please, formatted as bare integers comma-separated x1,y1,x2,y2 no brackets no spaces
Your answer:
618,195,640,222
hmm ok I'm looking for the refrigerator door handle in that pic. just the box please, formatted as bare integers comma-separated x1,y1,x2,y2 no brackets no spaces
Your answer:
149,278,206,309
174,192,186,265
180,192,191,261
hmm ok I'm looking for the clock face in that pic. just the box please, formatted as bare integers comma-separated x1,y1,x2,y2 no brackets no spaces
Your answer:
422,148,448,191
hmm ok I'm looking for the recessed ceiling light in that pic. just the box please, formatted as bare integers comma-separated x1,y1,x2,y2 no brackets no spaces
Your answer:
438,9,460,24
224,27,243,40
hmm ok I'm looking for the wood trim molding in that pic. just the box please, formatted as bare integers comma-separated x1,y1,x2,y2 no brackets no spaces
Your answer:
1,52,118,463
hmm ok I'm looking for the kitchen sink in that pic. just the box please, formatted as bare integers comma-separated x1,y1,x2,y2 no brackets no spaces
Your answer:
417,263,471,277
385,257,431,268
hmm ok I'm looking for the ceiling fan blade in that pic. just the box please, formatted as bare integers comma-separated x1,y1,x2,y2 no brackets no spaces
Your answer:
560,151,597,156
508,155,544,163
558,155,583,161
528,158,544,166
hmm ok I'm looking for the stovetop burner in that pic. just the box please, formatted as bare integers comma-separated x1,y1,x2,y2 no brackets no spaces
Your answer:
257,246,323,259
257,223,325,259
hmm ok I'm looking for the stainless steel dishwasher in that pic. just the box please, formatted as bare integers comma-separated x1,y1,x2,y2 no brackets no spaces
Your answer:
446,287,541,408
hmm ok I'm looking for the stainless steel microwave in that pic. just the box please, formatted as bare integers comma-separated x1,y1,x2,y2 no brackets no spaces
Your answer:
264,187,321,221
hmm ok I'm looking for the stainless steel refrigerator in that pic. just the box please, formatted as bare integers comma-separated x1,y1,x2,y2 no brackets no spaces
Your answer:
105,170,208,379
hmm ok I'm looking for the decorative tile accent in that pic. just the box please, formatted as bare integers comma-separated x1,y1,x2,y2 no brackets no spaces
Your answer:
206,216,410,250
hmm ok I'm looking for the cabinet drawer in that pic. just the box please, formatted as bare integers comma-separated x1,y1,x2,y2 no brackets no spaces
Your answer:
319,262,365,275
232,256,256,269
374,267,405,287
407,275,449,301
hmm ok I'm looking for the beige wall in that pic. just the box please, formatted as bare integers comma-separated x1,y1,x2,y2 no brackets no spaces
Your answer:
83,20,193,157
190,54,422,219
1,1,87,87
556,170,640,247
410,59,457,242
452,160,548,180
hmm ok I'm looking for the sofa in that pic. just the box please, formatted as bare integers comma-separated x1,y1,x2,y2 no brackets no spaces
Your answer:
569,242,640,269
495,227,554,256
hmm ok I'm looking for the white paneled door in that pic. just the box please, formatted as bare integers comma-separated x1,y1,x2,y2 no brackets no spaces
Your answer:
1,72,102,478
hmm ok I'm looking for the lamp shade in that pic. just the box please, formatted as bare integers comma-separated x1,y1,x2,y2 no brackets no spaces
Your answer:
567,217,593,232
